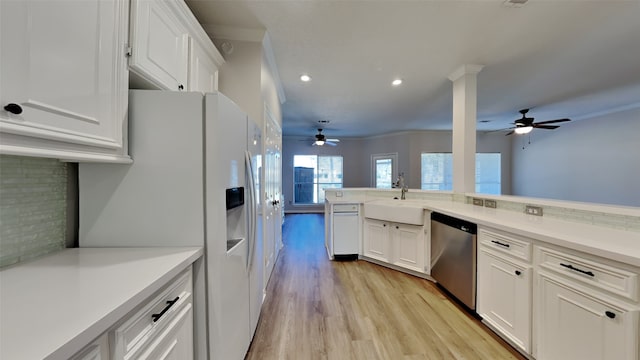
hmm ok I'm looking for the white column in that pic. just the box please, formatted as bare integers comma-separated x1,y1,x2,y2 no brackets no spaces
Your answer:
448,64,483,194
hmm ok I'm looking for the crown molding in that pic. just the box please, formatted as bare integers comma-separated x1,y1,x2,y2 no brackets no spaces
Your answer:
448,64,484,82
202,24,266,42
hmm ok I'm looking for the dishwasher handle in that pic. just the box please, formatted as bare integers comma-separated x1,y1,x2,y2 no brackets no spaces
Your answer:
431,212,477,234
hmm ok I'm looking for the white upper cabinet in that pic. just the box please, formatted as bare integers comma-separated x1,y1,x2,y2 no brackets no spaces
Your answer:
129,0,223,93
0,0,130,162
189,39,218,93
129,0,189,91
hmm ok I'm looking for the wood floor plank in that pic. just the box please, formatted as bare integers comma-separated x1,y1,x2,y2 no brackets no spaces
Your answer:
245,214,525,360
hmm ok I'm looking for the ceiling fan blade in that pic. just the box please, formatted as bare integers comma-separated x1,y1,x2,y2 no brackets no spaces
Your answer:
533,125,560,130
505,130,515,136
326,138,340,142
325,141,337,146
534,118,570,125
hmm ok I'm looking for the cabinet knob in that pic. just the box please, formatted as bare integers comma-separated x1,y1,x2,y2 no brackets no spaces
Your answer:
178,84,184,90
605,311,616,319
3,103,23,115
395,226,399,229
515,270,522,276
383,224,386,227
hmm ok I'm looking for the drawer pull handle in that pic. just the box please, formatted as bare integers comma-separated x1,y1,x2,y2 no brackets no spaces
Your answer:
605,311,616,319
560,263,595,277
151,296,180,322
4,103,23,115
515,270,522,276
491,240,510,248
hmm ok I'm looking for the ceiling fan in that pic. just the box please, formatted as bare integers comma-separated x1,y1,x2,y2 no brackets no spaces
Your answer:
505,109,571,135
312,128,340,146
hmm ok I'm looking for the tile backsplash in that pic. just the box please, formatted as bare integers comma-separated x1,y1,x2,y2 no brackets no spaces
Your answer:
464,194,640,232
0,155,68,267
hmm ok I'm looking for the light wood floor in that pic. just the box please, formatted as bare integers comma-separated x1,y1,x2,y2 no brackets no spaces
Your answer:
246,214,525,360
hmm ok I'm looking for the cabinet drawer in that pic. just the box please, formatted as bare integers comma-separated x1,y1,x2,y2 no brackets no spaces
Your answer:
112,268,193,359
538,246,638,302
479,228,532,262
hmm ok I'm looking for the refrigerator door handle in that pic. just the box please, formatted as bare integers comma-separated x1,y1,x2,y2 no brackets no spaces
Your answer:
245,150,256,271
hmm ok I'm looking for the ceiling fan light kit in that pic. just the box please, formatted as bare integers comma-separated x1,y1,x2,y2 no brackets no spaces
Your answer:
312,128,339,146
514,126,533,135
505,109,571,136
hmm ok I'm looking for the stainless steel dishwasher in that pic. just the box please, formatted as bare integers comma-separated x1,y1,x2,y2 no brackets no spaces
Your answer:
430,212,477,310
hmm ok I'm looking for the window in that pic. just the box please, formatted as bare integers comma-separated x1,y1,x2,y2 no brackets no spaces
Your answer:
293,155,343,204
420,153,501,195
372,153,397,188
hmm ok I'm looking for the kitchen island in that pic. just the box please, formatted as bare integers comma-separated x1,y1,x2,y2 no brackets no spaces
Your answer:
325,188,640,359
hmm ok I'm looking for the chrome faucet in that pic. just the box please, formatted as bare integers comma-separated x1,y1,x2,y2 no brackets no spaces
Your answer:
395,173,409,200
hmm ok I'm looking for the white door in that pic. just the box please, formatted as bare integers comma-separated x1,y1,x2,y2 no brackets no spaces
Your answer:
372,153,397,188
538,273,637,360
129,0,189,91
477,249,531,353
1,0,127,150
262,106,282,287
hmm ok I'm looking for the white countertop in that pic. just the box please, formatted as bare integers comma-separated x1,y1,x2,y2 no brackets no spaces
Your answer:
329,193,640,267
0,247,203,360
419,200,640,267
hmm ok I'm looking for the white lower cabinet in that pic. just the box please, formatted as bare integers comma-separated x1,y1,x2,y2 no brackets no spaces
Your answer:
537,271,639,360
363,218,390,262
70,333,109,360
69,268,194,360
363,218,426,273
112,269,193,359
477,248,532,354
390,223,425,273
134,304,193,360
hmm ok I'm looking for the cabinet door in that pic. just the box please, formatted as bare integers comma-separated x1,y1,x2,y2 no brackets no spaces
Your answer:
363,219,389,262
391,223,425,273
1,0,128,156
70,333,109,360
189,40,218,93
129,0,189,91
477,249,531,353
538,273,638,360
136,305,194,360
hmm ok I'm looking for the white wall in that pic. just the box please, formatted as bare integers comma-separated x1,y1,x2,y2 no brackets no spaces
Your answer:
283,130,513,212
512,107,640,206
282,137,364,212
215,40,264,126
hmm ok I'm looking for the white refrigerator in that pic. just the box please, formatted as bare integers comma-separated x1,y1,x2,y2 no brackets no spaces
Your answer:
78,90,264,360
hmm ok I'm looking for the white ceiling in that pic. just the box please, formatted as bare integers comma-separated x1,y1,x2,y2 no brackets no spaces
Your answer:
186,0,640,137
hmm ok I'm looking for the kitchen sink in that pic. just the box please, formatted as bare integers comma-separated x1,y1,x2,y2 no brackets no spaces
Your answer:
363,199,425,225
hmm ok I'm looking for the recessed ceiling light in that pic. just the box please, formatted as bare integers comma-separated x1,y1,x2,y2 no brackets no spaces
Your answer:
300,74,312,82
392,79,403,86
